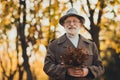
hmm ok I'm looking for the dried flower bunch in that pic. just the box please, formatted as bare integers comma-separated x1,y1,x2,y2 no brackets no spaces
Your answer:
62,47,88,68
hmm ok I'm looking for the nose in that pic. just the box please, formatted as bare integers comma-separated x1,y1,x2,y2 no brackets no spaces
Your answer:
70,21,74,25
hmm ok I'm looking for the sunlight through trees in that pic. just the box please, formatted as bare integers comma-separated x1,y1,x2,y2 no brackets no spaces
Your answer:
0,0,120,80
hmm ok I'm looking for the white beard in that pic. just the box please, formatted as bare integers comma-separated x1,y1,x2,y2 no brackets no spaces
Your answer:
65,26,80,37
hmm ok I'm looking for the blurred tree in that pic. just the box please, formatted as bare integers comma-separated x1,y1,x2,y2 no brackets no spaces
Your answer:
0,40,17,80
103,48,120,80
0,0,19,80
18,0,32,80
79,0,120,51
100,18,120,80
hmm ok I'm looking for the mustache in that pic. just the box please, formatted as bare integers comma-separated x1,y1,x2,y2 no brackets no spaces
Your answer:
67,26,77,29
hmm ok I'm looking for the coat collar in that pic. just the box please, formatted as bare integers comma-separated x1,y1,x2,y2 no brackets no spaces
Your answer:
57,33,92,45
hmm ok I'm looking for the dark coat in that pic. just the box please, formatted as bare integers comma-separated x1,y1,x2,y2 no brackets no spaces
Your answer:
43,34,104,80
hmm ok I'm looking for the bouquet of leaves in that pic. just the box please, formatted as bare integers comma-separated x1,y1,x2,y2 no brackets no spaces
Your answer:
61,47,88,68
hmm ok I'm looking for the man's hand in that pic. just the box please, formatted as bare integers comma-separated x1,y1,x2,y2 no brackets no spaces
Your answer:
67,67,88,77
81,68,89,77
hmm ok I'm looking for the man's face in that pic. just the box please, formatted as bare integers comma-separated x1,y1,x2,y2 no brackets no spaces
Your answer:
63,16,82,36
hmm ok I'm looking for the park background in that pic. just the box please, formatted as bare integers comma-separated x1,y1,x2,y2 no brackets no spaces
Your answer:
0,0,120,80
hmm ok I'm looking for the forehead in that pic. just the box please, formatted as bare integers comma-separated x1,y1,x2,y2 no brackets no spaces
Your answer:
65,16,79,21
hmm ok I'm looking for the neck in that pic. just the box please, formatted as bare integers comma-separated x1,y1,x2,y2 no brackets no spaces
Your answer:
66,33,79,38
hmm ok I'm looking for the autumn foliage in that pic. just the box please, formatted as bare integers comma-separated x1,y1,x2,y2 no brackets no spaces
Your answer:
61,48,88,68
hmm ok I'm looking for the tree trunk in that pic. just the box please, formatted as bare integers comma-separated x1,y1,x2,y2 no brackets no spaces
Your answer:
90,24,100,52
18,0,33,80
87,9,100,51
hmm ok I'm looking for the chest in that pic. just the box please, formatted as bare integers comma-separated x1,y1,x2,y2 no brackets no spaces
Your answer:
54,41,94,66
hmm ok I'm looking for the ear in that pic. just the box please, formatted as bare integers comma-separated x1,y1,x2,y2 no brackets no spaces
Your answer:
63,24,67,28
79,23,83,27
63,23,65,27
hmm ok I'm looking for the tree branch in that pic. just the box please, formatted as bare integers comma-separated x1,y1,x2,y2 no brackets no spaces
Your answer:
97,0,104,25
69,0,73,7
0,59,9,78
80,0,89,16
87,0,91,12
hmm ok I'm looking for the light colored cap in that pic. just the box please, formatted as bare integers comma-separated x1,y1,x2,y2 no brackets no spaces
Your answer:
59,8,85,26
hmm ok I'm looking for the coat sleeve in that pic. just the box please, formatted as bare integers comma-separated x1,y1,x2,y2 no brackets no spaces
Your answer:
87,42,104,78
43,42,66,80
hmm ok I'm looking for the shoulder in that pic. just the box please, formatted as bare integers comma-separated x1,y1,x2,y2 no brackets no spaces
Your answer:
79,35,93,44
50,34,67,44
48,35,63,45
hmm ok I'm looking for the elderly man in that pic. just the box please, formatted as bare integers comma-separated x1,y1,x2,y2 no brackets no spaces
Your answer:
43,8,104,80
